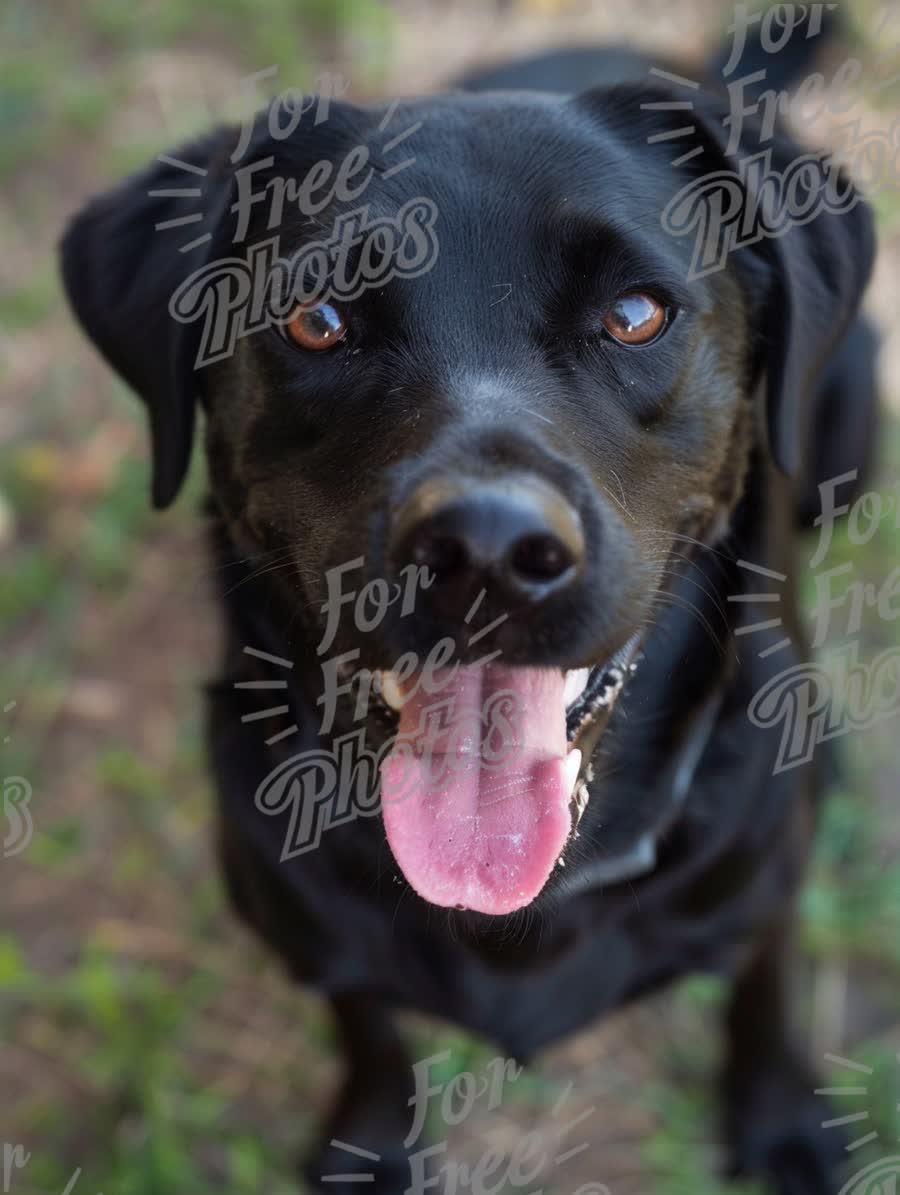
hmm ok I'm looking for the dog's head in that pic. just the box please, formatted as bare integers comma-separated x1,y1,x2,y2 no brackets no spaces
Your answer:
61,80,873,915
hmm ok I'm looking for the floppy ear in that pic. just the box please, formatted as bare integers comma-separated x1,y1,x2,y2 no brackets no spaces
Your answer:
728,119,877,477
60,127,238,507
593,82,876,478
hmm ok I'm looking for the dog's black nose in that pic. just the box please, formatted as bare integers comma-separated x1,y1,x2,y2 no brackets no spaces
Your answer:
390,475,584,613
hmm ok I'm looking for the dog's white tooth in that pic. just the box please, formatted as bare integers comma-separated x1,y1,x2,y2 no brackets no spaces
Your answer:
564,748,582,799
571,778,590,827
378,670,406,711
564,668,590,706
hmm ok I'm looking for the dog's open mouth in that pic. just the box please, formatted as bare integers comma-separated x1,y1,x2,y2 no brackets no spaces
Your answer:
371,637,639,915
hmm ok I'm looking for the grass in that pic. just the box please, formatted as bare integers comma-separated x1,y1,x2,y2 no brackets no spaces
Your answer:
0,0,394,187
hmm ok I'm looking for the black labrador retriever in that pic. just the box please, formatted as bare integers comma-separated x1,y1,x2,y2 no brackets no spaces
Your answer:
61,12,879,1193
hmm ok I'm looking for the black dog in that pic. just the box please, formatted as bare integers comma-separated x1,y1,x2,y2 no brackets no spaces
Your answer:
61,12,879,1193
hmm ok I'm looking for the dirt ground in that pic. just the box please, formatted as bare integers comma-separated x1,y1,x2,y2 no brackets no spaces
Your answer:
3,2,900,1193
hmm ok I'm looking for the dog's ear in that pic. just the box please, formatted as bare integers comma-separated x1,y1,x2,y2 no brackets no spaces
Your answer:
718,111,877,478
60,127,238,508
587,82,876,478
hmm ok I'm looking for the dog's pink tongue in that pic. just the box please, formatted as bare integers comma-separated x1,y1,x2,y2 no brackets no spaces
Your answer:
380,667,571,915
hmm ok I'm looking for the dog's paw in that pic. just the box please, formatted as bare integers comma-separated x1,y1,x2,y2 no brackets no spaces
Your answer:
723,1070,849,1195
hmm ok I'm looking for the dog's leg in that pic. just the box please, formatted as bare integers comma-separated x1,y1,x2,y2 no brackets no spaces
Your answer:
305,992,420,1195
722,916,847,1195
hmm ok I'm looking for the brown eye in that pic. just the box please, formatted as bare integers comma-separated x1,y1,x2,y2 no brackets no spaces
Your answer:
601,293,668,346
284,301,347,351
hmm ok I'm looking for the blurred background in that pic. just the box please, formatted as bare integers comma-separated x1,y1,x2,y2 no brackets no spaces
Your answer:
2,1,899,1191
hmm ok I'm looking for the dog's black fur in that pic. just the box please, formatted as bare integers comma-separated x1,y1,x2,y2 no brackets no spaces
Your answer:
61,14,880,1194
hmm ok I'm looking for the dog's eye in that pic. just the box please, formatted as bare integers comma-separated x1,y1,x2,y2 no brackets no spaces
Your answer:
601,293,668,346
283,302,347,352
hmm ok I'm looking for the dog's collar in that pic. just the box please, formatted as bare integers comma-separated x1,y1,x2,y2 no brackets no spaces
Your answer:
561,688,725,894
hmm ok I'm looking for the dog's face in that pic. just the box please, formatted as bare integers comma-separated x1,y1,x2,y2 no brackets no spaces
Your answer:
205,94,751,657
62,83,873,916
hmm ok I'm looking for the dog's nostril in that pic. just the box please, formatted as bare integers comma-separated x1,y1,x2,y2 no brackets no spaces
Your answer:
413,534,467,576
509,533,574,582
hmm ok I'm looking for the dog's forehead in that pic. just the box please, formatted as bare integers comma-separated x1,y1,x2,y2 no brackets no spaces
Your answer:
252,89,669,249
360,90,650,209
